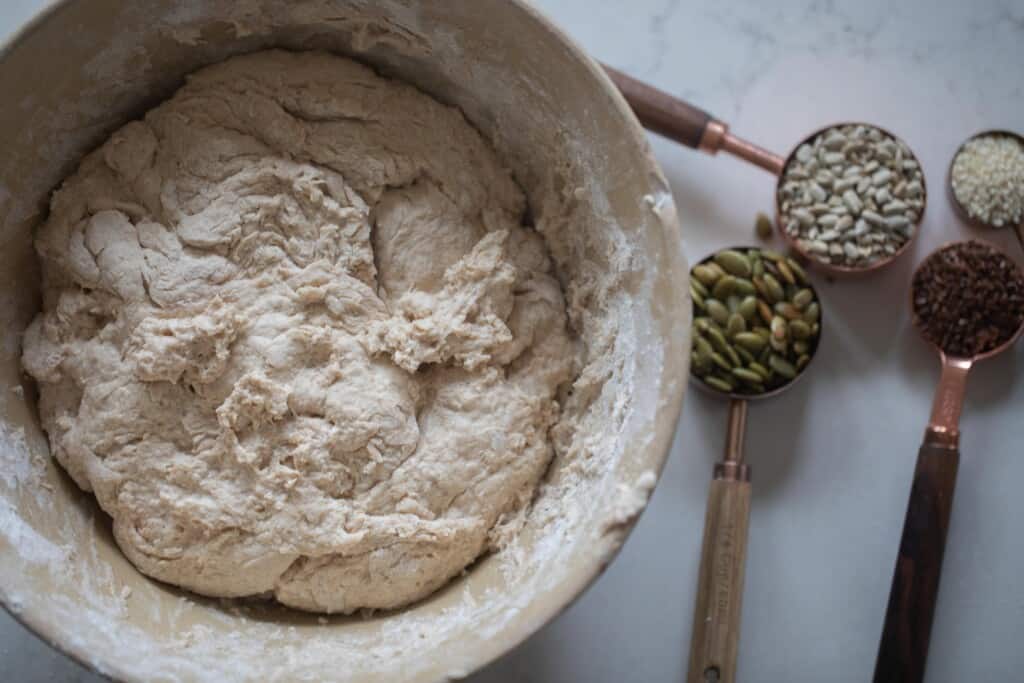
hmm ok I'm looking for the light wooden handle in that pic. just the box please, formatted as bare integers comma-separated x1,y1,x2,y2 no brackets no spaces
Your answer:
687,476,752,683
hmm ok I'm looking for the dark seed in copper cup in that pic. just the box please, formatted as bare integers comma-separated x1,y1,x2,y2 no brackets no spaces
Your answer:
912,240,1024,358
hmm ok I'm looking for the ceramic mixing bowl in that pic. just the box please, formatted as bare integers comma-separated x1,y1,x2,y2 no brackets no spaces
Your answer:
0,1,689,680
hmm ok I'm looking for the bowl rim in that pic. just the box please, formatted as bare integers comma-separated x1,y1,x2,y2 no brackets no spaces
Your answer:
0,2,688,681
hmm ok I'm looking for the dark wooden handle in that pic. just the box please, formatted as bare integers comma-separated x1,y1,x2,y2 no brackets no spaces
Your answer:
687,477,752,683
874,442,960,683
602,64,712,148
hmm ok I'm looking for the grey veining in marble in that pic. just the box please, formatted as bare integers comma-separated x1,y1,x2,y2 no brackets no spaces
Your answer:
2,1,1023,681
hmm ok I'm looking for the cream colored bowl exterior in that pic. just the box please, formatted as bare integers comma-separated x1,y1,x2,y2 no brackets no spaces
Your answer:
0,2,688,681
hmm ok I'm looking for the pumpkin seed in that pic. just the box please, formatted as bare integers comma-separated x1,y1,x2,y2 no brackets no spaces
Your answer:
732,278,757,297
714,249,752,277
755,212,774,240
711,351,732,371
769,354,797,379
712,275,737,300
756,300,773,325
762,273,785,302
690,276,709,298
727,313,747,337
748,362,770,380
726,295,742,313
691,284,706,310
703,376,735,393
732,367,764,384
695,336,713,358
706,325,729,352
789,320,812,340
792,340,809,355
796,354,811,371
693,264,723,286
776,259,797,285
803,302,821,323
792,288,814,309
707,299,729,325
736,345,756,365
738,295,758,320
775,302,802,320
734,332,767,352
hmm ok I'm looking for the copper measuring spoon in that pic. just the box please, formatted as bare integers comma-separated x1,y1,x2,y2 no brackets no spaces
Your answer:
687,249,823,683
604,66,926,276
874,241,1024,683
948,129,1024,252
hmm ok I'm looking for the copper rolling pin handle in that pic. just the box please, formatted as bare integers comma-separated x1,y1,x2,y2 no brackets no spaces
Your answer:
603,64,713,149
687,401,751,683
602,65,786,175
874,359,969,683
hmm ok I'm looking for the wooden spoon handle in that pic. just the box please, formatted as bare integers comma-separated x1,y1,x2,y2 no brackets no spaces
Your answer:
602,64,713,148
687,475,752,683
874,442,960,683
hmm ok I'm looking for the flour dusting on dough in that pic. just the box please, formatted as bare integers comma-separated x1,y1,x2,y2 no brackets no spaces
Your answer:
21,51,574,614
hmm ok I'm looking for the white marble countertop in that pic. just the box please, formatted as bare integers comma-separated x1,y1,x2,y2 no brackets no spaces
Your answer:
3,0,1023,681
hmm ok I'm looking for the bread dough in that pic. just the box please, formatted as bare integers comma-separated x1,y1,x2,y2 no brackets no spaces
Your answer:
21,51,574,613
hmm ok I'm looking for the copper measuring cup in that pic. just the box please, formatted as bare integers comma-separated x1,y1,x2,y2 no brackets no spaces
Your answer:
604,67,926,276
948,129,1024,252
687,249,823,683
873,241,1024,683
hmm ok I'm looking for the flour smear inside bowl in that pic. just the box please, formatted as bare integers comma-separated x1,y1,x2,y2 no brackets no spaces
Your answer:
20,50,580,614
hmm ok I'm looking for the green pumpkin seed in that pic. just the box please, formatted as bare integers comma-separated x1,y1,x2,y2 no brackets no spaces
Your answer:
789,320,811,340
732,278,757,297
732,367,764,384
726,313,747,337
714,249,752,278
755,212,774,240
694,317,711,334
703,376,734,393
752,257,765,278
769,354,797,379
706,326,729,352
711,351,732,371
690,276,709,297
803,302,821,323
775,302,802,320
762,273,785,302
776,259,797,285
707,299,730,325
792,288,814,309
726,294,742,313
760,249,785,262
691,351,710,373
695,336,713,358
712,275,737,300
738,295,758,320
692,264,722,286
734,332,767,352
736,345,756,364
723,345,742,368
811,322,820,336
748,362,770,380
792,340,809,355
786,258,809,284
691,285,706,310
756,299,774,324
796,354,811,371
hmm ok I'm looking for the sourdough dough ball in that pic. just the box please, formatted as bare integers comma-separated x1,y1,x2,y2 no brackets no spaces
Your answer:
21,50,574,613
